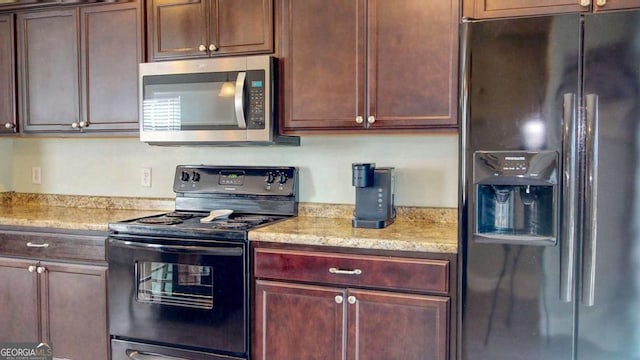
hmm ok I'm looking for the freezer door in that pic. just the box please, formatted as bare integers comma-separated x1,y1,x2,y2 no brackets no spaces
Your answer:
461,15,581,360
580,11,640,360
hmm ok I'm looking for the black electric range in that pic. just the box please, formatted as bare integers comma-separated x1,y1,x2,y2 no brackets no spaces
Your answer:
108,165,298,241
108,165,297,360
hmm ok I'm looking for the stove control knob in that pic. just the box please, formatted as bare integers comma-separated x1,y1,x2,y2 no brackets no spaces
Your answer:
180,171,190,182
278,173,288,185
191,171,201,182
265,172,275,184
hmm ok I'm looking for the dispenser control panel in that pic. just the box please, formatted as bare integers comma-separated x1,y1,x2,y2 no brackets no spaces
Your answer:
474,151,558,181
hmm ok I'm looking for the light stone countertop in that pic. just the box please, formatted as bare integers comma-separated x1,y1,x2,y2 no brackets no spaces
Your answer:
249,216,458,254
0,206,165,232
0,192,171,232
0,192,458,253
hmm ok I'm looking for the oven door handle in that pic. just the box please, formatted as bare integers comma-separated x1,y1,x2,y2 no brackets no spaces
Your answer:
126,350,188,360
111,239,244,256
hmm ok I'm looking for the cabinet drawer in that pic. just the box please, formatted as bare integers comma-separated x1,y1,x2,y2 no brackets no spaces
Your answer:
0,230,106,262
254,248,449,294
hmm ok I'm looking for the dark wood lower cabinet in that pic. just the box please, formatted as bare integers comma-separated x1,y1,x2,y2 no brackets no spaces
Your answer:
42,261,108,360
0,229,108,359
255,281,346,359
253,245,455,360
255,281,449,360
0,257,39,342
0,257,108,358
347,289,449,360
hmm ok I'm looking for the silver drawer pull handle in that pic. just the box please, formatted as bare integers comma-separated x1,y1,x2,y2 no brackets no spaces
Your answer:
329,267,362,275
26,242,49,248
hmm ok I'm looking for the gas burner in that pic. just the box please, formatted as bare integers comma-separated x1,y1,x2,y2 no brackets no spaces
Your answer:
137,217,183,225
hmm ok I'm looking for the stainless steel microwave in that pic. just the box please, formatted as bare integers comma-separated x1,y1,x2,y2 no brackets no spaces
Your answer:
139,55,299,146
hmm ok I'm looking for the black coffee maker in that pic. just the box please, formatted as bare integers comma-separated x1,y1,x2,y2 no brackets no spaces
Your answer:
352,163,396,229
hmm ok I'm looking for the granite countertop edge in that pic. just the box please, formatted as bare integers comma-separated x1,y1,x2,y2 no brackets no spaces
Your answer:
0,192,458,253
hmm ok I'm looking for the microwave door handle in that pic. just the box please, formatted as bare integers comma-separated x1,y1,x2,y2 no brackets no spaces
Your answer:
235,71,247,129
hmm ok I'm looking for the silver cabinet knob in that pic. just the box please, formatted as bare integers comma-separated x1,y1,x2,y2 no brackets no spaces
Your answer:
28,265,37,273
347,296,357,304
199,44,207,52
78,120,88,128
595,0,606,5
71,122,79,129
4,122,15,129
356,116,364,124
209,44,218,52
36,266,46,274
580,0,591,6
335,295,343,304
367,115,376,124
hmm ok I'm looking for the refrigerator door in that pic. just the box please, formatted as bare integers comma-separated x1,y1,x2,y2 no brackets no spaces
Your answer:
461,15,581,359
579,11,640,360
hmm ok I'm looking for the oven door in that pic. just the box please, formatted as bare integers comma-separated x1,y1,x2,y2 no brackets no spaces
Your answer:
108,237,247,355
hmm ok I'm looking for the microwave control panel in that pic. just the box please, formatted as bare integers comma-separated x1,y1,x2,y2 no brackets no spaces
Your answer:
247,70,266,129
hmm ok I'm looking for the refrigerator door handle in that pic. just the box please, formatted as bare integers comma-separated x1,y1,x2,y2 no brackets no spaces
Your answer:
560,93,578,302
582,94,599,307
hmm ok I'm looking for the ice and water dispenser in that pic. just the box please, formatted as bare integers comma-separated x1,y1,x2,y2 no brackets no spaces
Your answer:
473,151,558,245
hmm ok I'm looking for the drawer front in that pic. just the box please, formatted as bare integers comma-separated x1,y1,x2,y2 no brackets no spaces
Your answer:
254,248,449,294
0,230,106,262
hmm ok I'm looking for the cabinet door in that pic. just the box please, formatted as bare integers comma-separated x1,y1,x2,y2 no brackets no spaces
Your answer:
80,2,142,132
213,0,273,55
148,0,209,61
254,280,346,360
40,262,108,360
0,14,16,134
367,0,458,129
463,0,586,18
18,9,80,132
279,0,366,131
347,289,449,360
595,0,640,11
0,257,39,342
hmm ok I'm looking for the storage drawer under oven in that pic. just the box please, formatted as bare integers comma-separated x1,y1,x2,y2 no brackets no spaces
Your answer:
253,248,450,294
112,339,245,360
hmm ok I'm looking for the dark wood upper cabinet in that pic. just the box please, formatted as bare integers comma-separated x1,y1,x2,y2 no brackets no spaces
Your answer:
278,0,458,133
80,2,142,132
0,14,17,134
17,2,142,134
17,9,80,132
148,0,273,61
462,0,640,18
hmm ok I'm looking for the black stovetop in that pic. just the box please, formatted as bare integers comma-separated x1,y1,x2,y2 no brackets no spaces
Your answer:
109,165,298,242
109,211,289,242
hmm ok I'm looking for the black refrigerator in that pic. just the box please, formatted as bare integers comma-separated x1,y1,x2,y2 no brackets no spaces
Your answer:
460,11,640,360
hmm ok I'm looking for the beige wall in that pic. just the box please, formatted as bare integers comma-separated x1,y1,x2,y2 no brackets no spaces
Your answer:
9,134,459,207
0,139,12,192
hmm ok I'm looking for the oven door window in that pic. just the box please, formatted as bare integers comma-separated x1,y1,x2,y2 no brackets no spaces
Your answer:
137,262,213,310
